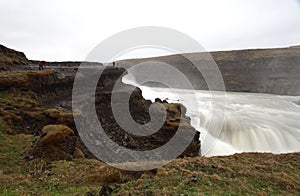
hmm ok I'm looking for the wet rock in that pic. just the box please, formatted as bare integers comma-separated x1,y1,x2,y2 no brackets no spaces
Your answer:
99,185,113,196
44,170,54,176
143,184,149,189
212,163,218,169
75,178,83,184
192,174,198,182
114,183,120,190
22,155,34,161
85,191,93,196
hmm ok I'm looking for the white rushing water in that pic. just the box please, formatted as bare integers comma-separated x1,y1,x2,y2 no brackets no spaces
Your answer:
123,74,300,156
139,87,300,157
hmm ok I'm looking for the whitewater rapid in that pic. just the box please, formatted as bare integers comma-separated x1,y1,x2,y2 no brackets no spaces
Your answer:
122,73,300,157
137,86,300,157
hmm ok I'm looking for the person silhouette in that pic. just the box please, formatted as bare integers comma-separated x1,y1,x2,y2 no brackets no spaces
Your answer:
38,61,45,70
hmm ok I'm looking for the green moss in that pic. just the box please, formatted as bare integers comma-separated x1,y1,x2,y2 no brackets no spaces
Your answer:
0,89,38,109
0,134,21,173
0,132,299,195
0,118,10,134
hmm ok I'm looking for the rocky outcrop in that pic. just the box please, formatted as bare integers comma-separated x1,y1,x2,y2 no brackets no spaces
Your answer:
32,124,78,161
0,44,29,70
95,86,200,158
76,67,201,159
0,64,200,160
118,46,300,95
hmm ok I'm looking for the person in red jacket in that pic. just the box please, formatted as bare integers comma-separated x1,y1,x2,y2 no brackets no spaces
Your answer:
38,61,45,70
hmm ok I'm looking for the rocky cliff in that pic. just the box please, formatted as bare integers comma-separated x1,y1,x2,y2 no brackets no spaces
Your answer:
118,46,300,95
95,68,200,158
0,66,200,161
0,44,29,70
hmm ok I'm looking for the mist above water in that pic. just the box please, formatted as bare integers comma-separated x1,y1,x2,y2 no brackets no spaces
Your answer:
123,75,300,157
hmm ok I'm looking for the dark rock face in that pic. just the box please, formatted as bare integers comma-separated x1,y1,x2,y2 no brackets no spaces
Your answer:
76,67,201,159
0,65,200,160
95,85,200,158
0,44,29,70
213,48,300,95
118,46,300,95
99,185,113,196
29,60,103,68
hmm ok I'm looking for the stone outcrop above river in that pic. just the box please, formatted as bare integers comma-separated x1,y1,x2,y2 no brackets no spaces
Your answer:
0,44,201,160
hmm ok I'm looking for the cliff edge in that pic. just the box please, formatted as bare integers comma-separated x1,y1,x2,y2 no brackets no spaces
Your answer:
0,44,29,70
118,46,300,95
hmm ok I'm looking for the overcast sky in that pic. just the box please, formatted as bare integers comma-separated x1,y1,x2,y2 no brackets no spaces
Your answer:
1,0,300,61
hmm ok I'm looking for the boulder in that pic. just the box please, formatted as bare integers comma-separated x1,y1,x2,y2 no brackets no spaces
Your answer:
32,124,77,161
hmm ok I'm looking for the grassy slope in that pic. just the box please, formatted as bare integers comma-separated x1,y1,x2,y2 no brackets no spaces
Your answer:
0,132,299,195
0,45,29,70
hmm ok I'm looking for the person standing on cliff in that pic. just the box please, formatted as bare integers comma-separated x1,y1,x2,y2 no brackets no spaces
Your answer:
38,61,45,70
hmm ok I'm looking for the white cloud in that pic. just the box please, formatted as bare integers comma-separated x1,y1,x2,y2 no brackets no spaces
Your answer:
0,0,300,61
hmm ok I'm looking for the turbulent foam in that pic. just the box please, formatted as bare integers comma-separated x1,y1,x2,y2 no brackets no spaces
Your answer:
134,84,300,157
123,74,300,156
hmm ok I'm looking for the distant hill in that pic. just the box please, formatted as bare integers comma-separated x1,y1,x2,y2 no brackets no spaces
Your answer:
0,44,29,70
2,43,300,95
118,46,300,95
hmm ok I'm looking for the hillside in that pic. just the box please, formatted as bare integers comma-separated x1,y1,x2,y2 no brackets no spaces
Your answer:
0,45,29,71
118,46,300,95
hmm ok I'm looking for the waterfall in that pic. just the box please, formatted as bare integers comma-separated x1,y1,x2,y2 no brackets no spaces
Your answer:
123,74,300,157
